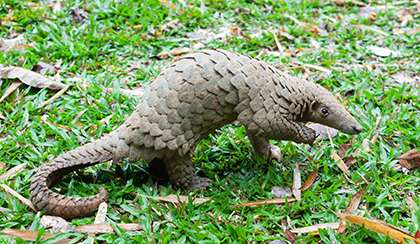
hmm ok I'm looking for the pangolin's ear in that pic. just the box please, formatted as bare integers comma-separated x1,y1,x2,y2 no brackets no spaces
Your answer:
309,100,316,112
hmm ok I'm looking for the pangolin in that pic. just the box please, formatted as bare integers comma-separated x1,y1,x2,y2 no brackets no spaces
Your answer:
29,49,363,219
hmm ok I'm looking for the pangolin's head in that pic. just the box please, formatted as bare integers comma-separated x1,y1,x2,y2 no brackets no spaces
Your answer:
299,85,363,135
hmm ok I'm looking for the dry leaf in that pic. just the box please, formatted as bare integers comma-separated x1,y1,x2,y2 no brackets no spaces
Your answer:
309,38,320,48
1,21,18,26
157,47,191,59
348,0,364,6
158,0,185,15
351,25,389,36
69,7,87,24
278,30,294,40
0,184,36,211
285,228,298,244
187,27,235,41
171,47,191,56
398,149,420,170
303,63,332,75
231,197,297,207
140,194,211,204
283,65,310,79
40,216,71,234
369,46,400,58
268,240,287,244
125,24,144,29
32,61,57,75
0,40,10,52
266,51,285,57
359,7,378,18
0,66,67,90
333,0,345,6
102,87,145,97
94,202,108,224
396,9,413,22
14,44,37,51
271,186,292,198
337,186,367,233
0,80,21,104
39,84,71,107
292,163,301,200
332,150,350,176
230,26,240,35
40,117,71,131
0,34,31,52
406,28,420,35
284,13,321,34
405,194,417,210
338,143,359,167
160,19,180,32
123,59,143,72
368,13,377,22
370,116,381,144
290,223,340,234
93,114,114,133
0,162,27,182
1,16,17,21
270,29,285,53
192,42,206,50
328,128,350,176
334,212,420,243
52,1,61,14
73,223,142,234
295,48,316,57
374,218,415,237
308,124,337,141
71,109,87,124
299,164,318,191
362,138,370,152
392,71,417,84
0,229,70,243
88,202,108,241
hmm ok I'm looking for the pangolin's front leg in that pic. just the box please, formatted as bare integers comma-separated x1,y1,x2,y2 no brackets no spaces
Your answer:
163,155,212,190
246,129,283,161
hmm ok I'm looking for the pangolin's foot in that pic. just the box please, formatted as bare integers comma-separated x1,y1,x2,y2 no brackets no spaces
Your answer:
164,155,212,190
267,144,283,162
192,175,213,190
246,129,283,162
253,143,283,162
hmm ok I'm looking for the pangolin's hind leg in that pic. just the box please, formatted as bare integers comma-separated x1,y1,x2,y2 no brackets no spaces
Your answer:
246,129,283,162
163,155,212,190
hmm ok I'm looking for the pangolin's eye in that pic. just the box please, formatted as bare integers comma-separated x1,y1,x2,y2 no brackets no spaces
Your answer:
321,108,329,116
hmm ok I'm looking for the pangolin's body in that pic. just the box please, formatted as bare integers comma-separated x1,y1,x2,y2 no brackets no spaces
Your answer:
29,49,362,219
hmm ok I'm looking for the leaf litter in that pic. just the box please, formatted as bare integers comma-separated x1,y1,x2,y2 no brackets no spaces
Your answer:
140,194,212,204
398,149,420,170
0,229,71,243
0,65,67,90
0,162,27,182
0,183,36,211
334,212,420,244
2,0,420,243
292,163,301,200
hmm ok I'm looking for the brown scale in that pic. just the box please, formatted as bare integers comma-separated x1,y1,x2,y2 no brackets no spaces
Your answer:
29,49,362,219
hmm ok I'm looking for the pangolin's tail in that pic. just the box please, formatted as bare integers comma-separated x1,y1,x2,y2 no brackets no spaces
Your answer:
29,130,123,219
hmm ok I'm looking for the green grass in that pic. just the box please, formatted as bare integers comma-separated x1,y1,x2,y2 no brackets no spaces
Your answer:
1,0,420,243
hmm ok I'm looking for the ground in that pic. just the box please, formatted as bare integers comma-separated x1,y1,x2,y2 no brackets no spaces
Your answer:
0,0,420,243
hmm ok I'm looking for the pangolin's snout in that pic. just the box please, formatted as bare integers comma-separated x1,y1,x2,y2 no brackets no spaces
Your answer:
352,124,363,134
340,121,363,135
